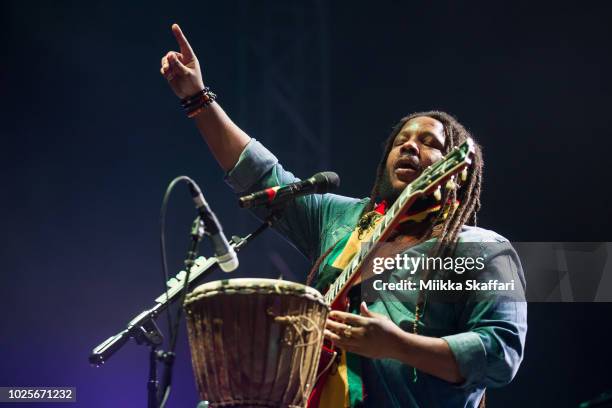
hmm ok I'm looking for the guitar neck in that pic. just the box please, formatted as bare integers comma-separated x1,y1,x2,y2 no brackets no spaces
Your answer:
322,183,419,305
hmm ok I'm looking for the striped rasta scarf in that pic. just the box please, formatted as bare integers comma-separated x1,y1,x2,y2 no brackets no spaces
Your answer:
312,198,457,407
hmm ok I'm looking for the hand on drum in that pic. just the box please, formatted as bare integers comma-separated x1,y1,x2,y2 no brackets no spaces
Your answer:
324,302,403,359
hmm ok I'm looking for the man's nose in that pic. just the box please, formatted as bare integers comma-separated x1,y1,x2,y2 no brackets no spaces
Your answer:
400,140,419,156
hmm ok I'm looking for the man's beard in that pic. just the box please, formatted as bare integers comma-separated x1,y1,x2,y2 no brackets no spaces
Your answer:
378,168,404,205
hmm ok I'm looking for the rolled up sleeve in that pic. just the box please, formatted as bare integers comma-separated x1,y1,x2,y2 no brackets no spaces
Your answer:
224,139,279,193
442,331,487,387
442,245,527,389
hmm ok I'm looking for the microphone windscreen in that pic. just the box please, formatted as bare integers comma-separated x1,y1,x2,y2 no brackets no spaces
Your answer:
312,171,340,193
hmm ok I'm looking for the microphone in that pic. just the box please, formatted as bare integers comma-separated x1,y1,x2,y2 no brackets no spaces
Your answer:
238,171,340,209
188,182,239,272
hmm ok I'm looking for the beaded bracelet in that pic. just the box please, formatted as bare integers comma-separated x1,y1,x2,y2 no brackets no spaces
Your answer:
181,87,217,118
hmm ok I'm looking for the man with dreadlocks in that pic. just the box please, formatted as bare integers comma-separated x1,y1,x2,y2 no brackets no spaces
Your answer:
161,24,526,408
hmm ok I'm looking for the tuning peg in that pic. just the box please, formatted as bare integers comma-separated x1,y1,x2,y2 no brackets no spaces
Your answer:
433,185,442,201
445,176,456,191
460,168,468,182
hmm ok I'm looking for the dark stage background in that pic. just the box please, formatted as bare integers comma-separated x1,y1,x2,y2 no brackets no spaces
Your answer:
1,1,612,407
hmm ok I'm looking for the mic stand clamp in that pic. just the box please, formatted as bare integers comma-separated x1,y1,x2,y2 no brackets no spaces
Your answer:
134,318,164,347
231,209,283,252
185,216,206,272
109,314,165,408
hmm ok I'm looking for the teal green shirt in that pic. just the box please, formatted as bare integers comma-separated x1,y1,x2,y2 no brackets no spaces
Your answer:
225,139,527,408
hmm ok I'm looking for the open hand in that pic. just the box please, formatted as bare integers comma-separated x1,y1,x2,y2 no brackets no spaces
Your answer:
160,24,205,99
324,302,403,359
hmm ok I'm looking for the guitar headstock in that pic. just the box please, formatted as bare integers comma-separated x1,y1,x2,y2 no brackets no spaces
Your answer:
409,137,475,198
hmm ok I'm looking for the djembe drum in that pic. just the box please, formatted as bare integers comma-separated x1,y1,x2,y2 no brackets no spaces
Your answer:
184,278,329,407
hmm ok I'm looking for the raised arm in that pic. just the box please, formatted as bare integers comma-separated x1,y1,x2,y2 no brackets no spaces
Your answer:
160,23,250,171
159,24,363,265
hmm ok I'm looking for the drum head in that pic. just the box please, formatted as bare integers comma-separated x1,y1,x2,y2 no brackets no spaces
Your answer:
185,278,326,307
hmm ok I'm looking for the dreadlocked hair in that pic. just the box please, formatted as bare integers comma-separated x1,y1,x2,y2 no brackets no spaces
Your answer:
363,111,484,352
363,110,483,253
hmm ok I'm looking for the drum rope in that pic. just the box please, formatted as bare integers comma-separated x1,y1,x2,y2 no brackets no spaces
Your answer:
272,314,322,348
270,311,324,405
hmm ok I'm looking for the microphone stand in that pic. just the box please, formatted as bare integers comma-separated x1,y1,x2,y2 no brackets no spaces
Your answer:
89,211,281,408
156,216,205,408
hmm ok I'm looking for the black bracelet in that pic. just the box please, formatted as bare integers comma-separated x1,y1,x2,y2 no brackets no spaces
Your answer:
182,87,217,118
181,87,215,108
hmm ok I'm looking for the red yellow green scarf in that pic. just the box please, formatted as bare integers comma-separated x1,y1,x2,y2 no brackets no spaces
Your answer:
313,198,456,407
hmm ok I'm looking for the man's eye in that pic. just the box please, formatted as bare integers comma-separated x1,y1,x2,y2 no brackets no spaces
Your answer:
422,136,440,148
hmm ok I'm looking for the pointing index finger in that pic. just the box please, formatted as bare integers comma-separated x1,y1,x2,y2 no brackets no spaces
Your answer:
172,23,195,59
